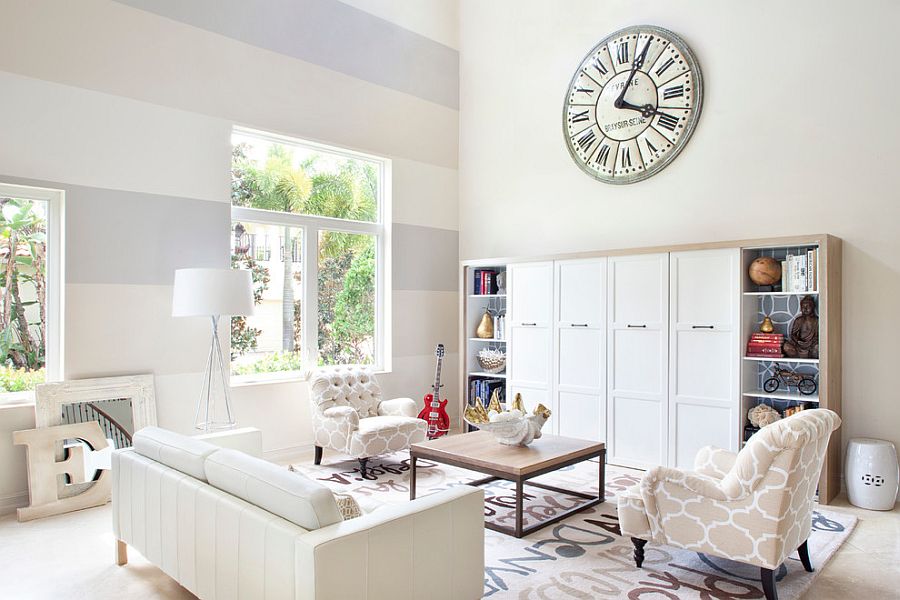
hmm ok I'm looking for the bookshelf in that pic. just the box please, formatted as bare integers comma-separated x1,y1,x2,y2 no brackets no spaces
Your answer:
740,235,841,502
462,264,508,431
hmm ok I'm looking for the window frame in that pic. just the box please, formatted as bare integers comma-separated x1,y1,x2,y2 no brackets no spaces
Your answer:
230,127,391,383
0,182,64,406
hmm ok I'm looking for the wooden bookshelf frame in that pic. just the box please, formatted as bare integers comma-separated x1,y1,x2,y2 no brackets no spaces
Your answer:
460,234,842,504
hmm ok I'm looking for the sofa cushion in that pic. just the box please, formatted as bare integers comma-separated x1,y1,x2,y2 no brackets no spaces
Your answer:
132,426,218,482
205,449,342,530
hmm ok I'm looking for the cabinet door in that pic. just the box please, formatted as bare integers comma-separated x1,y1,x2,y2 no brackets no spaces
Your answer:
508,262,553,429
669,249,740,469
607,254,669,468
555,259,606,441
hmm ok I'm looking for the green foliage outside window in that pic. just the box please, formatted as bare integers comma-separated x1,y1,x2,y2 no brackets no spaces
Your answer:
231,141,378,375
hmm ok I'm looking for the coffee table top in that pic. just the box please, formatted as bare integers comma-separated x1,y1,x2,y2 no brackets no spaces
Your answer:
410,430,604,478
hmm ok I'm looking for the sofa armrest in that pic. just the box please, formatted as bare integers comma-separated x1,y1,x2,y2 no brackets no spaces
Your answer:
693,446,738,479
377,397,419,418
295,487,484,600
321,405,360,433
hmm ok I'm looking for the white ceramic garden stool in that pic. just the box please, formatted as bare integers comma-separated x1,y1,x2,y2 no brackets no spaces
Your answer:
845,438,899,510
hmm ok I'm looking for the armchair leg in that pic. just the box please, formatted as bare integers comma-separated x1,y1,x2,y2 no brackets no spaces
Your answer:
760,567,779,600
314,445,323,465
631,537,648,568
358,457,368,477
798,539,814,572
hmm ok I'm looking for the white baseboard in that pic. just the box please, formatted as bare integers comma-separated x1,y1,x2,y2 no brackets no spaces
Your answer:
0,491,28,516
264,442,315,463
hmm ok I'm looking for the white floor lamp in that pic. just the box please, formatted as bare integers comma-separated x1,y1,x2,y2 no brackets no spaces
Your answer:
172,268,254,431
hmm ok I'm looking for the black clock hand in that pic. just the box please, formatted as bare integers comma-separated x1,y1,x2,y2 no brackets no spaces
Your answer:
615,35,653,109
618,101,662,119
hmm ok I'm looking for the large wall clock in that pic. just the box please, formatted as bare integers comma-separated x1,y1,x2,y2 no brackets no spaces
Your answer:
563,25,703,184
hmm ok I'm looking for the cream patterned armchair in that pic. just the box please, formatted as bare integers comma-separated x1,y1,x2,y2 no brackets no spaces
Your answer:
309,367,427,475
618,408,841,600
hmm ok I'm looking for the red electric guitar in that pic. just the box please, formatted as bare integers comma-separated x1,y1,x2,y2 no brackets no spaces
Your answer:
418,344,451,439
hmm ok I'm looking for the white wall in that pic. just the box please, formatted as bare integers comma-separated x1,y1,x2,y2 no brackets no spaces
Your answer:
0,0,459,512
459,0,900,457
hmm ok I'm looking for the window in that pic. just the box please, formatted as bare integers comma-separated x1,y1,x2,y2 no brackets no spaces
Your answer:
0,183,63,403
230,128,389,380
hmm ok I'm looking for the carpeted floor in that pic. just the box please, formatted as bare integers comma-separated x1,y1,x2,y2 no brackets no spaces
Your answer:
292,450,857,599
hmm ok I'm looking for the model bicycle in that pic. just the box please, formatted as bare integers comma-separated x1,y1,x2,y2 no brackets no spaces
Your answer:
763,363,817,395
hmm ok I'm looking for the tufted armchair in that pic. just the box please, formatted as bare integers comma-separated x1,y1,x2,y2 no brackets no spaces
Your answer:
308,367,427,475
618,408,841,600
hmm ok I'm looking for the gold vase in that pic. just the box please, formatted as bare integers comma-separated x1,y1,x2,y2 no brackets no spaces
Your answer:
476,308,494,339
760,316,775,333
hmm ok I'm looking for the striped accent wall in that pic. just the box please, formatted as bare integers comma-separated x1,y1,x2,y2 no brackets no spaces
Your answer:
0,0,460,510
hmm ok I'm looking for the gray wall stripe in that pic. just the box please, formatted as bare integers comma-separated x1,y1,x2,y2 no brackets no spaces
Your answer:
393,223,459,291
113,0,460,110
0,174,229,285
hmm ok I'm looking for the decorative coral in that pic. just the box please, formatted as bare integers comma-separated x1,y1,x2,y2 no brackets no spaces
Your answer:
748,403,782,428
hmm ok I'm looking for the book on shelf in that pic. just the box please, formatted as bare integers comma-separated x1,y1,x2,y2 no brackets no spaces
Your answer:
472,269,499,295
747,352,784,358
468,377,505,408
780,249,818,293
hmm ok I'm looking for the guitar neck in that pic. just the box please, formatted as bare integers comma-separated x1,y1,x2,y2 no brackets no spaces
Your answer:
432,356,442,398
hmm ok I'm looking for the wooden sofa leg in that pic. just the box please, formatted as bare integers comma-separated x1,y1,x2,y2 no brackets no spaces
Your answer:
116,540,128,566
760,567,778,600
358,457,368,477
314,445,323,465
798,539,814,572
631,537,647,568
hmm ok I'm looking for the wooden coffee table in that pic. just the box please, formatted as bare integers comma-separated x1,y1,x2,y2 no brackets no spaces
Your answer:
409,431,605,538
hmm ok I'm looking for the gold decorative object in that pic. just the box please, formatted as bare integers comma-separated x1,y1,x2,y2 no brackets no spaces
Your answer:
464,392,552,446
511,393,525,413
748,256,782,286
760,316,775,333
475,308,494,339
487,389,503,413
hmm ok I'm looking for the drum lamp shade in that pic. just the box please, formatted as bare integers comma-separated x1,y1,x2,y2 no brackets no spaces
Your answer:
172,268,254,317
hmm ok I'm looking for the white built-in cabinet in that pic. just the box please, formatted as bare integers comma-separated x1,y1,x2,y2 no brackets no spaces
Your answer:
607,254,670,468
507,262,554,430
668,249,740,469
554,259,607,441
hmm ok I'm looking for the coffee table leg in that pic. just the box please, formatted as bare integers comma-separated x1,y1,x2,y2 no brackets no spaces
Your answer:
410,456,417,500
599,449,606,503
515,478,524,538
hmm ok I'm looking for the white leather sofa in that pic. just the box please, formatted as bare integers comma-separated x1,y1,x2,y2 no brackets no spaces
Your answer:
112,427,485,600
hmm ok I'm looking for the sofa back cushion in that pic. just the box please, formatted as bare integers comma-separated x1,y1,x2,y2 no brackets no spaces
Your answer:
205,449,342,530
132,426,218,482
308,366,382,418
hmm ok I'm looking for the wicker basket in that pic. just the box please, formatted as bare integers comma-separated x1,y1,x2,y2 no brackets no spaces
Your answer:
477,348,506,374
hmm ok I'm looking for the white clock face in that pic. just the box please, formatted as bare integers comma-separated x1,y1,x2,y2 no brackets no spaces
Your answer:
563,26,703,184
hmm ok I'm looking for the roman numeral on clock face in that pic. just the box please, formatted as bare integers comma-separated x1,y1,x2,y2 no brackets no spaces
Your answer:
655,57,674,77
657,113,679,131
570,110,590,124
591,56,608,76
576,129,597,151
595,143,611,165
663,84,684,99
646,139,658,154
616,41,629,64
620,146,632,168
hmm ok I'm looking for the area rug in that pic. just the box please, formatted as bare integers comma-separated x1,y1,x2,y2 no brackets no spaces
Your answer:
291,451,856,599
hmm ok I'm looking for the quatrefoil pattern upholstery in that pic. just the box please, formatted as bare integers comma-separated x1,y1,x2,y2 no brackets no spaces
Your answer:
618,409,841,570
309,367,427,459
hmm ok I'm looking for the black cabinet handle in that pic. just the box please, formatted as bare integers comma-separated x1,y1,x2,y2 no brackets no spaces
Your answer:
692,325,715,329
521,322,537,326
572,323,589,327
627,324,647,328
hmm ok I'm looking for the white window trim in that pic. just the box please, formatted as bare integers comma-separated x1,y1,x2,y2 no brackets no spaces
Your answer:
0,182,64,407
230,128,391,383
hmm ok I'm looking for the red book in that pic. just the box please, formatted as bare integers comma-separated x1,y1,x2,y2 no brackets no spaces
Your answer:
750,334,783,341
748,352,784,358
747,344,782,351
747,342,782,349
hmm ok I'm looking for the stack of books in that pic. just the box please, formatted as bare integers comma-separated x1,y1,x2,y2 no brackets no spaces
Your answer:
781,249,817,293
469,378,505,407
473,269,500,295
746,333,784,358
